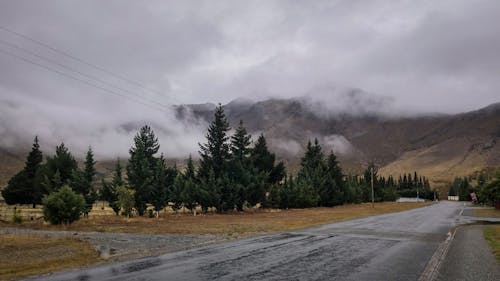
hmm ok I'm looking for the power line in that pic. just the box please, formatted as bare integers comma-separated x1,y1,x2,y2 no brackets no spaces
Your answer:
0,47,168,112
0,25,176,103
0,39,171,109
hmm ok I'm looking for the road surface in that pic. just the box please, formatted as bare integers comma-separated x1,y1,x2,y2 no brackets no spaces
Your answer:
28,201,462,281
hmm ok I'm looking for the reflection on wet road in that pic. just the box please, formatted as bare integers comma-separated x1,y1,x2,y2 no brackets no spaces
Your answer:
28,201,462,281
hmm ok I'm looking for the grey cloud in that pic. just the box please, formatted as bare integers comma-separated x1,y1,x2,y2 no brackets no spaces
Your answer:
0,0,499,157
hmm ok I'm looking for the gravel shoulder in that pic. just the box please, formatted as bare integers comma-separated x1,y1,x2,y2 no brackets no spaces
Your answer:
437,225,500,281
0,226,228,263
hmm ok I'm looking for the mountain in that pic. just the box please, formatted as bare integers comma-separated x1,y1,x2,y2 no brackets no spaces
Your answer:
2,98,499,197
176,99,500,194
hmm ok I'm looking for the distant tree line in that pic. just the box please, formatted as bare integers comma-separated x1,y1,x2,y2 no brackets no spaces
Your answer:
1,104,437,223
452,170,500,206
1,137,97,213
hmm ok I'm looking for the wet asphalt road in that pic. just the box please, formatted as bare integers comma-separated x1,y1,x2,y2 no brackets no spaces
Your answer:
28,201,462,281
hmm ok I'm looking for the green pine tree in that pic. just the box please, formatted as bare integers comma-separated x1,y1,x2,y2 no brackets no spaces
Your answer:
2,136,44,206
101,159,123,215
72,147,97,216
127,125,160,216
45,143,78,187
150,155,170,218
198,104,231,180
198,104,231,212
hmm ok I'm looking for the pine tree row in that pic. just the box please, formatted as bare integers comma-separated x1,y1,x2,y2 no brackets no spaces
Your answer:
2,104,436,218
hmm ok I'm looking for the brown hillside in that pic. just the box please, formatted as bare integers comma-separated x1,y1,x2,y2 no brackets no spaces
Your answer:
1,99,499,189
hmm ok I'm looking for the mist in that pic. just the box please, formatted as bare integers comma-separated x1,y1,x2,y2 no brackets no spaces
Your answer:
1,0,499,159
0,93,207,159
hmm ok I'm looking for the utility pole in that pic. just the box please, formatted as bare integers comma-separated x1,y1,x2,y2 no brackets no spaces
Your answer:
417,182,420,202
371,166,375,208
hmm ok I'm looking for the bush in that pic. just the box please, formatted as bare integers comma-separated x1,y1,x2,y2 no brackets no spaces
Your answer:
116,186,135,217
42,185,86,225
12,210,23,224
478,172,500,206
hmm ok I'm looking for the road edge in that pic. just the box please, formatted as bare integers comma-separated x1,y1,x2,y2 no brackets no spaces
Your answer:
418,227,457,281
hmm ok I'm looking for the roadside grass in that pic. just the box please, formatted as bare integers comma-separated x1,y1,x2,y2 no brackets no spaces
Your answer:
473,208,500,218
3,202,430,236
0,233,100,281
484,225,500,261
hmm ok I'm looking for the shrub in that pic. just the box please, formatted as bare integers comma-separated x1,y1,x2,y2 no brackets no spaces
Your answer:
42,185,86,225
116,186,135,217
12,210,23,224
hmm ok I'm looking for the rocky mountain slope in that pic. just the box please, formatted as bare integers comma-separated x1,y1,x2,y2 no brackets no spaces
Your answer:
176,99,500,191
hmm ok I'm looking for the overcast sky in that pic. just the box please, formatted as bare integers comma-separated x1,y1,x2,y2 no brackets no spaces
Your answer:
1,0,499,157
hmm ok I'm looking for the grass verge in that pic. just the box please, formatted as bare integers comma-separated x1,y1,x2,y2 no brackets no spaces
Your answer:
484,225,500,262
473,208,500,218
4,202,430,236
0,234,100,281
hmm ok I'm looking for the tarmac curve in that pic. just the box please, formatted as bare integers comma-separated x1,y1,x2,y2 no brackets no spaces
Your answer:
26,201,463,281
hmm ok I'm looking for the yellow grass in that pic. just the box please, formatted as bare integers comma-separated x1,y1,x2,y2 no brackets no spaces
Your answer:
0,234,100,281
473,208,500,218
7,202,430,236
484,225,500,262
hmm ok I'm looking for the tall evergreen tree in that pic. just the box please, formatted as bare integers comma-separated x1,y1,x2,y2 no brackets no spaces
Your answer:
198,104,231,212
72,147,98,216
228,120,253,210
2,136,44,206
45,143,78,189
230,120,252,162
127,125,160,216
101,159,123,215
150,155,170,218
198,104,231,180
179,156,201,215
250,134,276,178
320,151,345,206
84,147,96,185
296,139,324,206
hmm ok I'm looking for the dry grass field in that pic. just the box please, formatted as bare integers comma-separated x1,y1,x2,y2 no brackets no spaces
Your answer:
484,225,500,261
473,208,500,218
3,202,431,236
0,233,99,281
0,202,431,280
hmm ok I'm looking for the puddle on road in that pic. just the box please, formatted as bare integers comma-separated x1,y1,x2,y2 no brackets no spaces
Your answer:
123,258,162,273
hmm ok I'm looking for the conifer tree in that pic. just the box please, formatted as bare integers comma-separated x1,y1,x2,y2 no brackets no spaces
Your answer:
127,125,160,216
296,139,324,206
250,134,276,179
150,155,170,218
198,104,231,180
319,151,345,206
179,156,201,215
72,147,97,216
44,143,78,191
228,120,252,209
101,159,123,215
198,104,231,212
2,136,44,206
230,120,251,162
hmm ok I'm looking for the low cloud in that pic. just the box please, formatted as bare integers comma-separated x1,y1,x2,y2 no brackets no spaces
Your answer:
0,91,207,159
300,87,400,118
269,138,303,156
0,0,499,158
322,134,355,156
